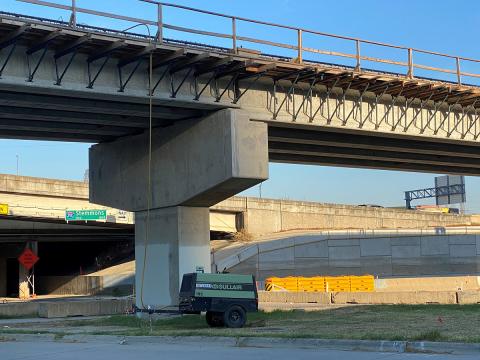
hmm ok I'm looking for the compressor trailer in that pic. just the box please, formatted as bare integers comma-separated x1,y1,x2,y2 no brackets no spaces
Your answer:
179,272,258,328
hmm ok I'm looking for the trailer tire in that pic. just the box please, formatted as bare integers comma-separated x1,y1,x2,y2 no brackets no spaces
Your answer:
206,311,224,327
223,305,246,328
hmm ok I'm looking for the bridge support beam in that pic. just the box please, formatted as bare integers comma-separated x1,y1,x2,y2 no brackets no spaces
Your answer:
89,108,268,308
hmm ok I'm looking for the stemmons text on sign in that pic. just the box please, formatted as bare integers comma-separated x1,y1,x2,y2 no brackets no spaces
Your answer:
65,209,107,221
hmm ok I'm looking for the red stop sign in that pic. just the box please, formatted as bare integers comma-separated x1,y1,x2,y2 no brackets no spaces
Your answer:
18,248,39,270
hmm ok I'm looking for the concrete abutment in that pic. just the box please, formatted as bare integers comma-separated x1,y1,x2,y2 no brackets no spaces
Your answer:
89,109,268,308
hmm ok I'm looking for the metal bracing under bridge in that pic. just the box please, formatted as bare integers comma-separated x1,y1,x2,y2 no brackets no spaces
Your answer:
1,2,480,174
404,184,466,209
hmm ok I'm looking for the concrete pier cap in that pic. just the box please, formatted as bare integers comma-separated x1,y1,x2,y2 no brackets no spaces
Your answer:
89,109,268,308
89,108,268,211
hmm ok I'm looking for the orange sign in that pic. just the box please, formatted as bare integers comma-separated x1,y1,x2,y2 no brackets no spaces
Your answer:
18,248,39,270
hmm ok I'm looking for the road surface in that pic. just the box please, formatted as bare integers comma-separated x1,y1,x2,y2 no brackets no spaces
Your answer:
0,340,478,360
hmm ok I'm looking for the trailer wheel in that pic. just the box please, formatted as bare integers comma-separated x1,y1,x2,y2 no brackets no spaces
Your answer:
206,311,224,327
223,305,246,328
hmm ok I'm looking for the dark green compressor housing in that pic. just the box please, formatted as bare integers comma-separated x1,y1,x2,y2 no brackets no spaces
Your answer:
179,273,258,328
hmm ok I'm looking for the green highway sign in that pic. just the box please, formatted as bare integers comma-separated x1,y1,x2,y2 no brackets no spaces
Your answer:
65,209,107,221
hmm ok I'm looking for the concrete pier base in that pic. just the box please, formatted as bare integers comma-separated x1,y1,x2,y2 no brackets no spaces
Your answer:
135,207,211,309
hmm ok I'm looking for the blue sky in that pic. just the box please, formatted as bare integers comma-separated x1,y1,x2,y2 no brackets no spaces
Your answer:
2,0,480,212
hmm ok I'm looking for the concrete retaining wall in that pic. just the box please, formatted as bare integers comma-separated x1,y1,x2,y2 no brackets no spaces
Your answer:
36,275,134,296
225,231,480,280
36,276,103,296
213,197,475,235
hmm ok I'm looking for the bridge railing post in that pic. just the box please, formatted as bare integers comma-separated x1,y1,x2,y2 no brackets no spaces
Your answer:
456,57,461,85
355,39,361,71
232,17,237,54
70,0,77,27
156,3,163,42
407,48,413,79
297,29,303,64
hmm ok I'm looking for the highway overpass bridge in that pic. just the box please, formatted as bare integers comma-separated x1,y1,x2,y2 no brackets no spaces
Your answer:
2,1,480,308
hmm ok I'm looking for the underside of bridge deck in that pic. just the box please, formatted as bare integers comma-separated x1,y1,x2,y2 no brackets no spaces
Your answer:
268,123,480,175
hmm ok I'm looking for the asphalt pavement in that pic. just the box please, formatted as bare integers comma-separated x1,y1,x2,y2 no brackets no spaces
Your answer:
1,340,478,360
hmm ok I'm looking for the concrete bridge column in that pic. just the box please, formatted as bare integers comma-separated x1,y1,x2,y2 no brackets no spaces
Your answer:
135,207,210,307
89,109,268,309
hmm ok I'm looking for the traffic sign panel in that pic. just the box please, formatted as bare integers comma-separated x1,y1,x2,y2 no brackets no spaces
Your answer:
18,248,39,270
65,209,107,221
0,203,8,215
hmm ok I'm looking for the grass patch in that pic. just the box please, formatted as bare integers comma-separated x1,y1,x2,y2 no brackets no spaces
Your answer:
412,330,445,342
65,304,480,343
53,333,66,340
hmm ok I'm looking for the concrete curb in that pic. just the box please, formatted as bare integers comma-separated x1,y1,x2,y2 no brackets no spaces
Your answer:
406,341,480,354
2,333,479,355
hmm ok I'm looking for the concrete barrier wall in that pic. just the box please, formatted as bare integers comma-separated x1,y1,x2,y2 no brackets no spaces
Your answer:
258,291,330,304
258,290,480,305
457,291,480,304
331,291,458,304
0,302,38,317
226,232,480,280
213,197,475,235
1,292,478,318
0,298,133,318
375,276,480,292
37,298,133,318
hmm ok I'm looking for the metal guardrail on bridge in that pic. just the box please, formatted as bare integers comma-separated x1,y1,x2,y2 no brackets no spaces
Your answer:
18,0,480,86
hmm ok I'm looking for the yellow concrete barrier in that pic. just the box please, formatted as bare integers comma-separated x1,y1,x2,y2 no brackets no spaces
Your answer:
265,275,375,292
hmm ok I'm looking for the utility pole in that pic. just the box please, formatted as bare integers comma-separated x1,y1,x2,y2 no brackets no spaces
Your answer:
16,154,19,175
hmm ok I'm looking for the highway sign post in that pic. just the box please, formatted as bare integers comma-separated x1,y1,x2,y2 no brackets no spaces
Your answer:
0,203,8,215
18,248,39,299
65,209,107,222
